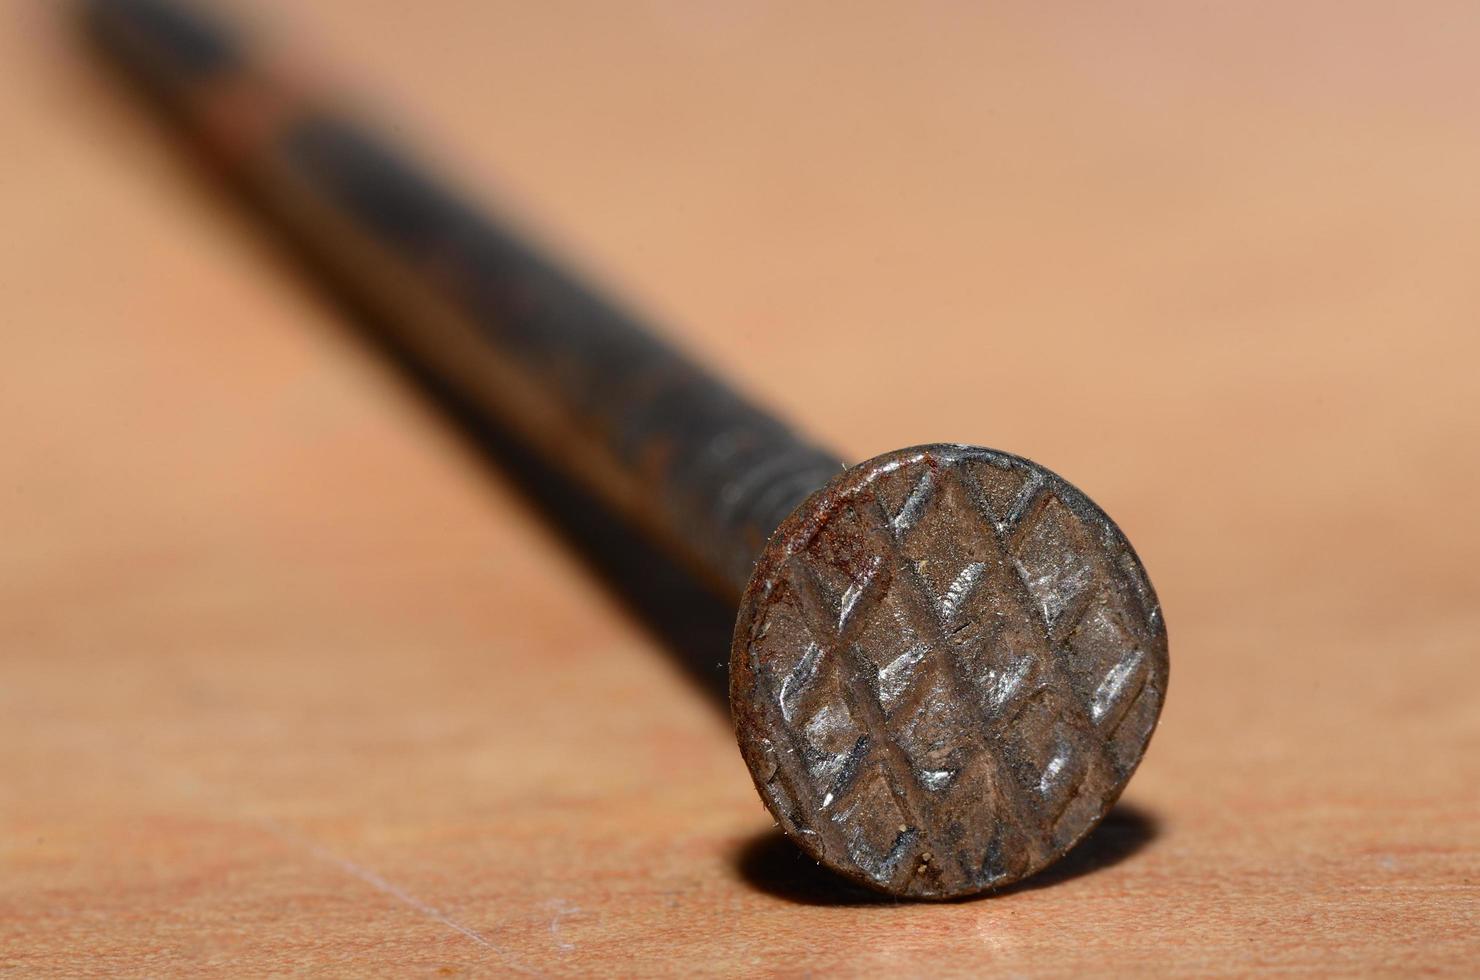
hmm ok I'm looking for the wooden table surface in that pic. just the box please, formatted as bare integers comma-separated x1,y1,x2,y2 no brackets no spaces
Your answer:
2,1,1476,975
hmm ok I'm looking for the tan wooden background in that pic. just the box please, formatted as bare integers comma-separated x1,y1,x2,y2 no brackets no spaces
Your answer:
2,0,1476,974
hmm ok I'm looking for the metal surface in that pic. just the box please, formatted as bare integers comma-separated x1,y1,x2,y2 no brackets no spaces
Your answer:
86,0,1168,899
732,445,1167,897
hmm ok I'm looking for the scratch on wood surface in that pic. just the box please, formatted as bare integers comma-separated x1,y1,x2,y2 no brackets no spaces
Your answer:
544,898,579,953
248,817,535,973
140,759,535,972
288,829,532,972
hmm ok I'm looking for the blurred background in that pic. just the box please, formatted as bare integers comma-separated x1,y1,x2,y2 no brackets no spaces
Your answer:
2,0,1476,974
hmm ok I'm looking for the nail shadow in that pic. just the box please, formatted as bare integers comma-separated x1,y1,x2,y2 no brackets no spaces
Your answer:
735,802,1160,906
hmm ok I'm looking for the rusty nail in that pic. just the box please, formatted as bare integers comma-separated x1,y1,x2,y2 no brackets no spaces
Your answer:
87,0,1168,899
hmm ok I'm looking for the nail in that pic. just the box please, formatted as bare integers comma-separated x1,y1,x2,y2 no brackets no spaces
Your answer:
86,0,1168,899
